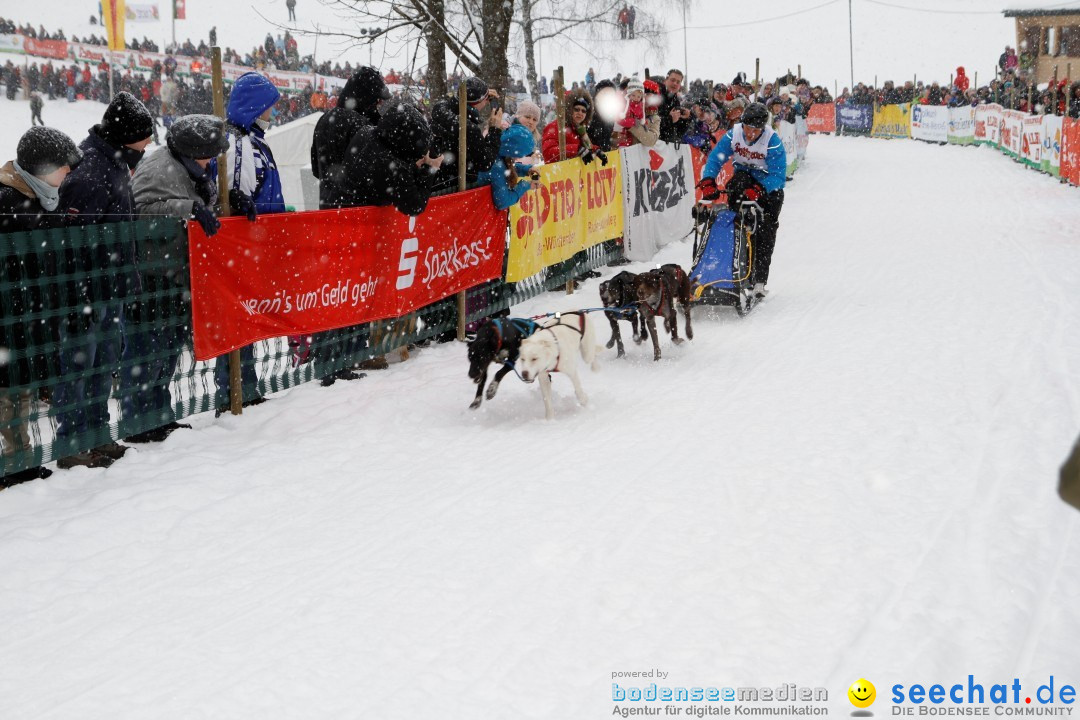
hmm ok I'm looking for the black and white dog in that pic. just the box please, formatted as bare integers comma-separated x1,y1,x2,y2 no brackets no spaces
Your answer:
598,271,644,357
466,316,540,409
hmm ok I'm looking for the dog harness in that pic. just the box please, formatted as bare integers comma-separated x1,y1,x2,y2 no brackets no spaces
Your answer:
490,317,541,354
543,312,586,374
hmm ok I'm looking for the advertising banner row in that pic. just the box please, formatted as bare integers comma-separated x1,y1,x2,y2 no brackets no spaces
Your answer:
817,100,1080,185
191,131,808,359
0,33,346,93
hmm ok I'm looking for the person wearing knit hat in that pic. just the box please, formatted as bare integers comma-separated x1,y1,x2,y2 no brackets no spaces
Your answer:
478,123,537,211
512,100,543,162
0,126,84,481
118,114,228,444
52,92,155,468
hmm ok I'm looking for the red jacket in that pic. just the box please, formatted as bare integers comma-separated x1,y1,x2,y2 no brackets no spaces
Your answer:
541,120,586,163
955,67,969,93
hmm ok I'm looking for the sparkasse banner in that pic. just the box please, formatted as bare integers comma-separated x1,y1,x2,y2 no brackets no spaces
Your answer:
189,188,507,360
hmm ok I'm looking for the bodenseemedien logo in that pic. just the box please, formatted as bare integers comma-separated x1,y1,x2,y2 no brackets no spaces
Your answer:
848,678,876,716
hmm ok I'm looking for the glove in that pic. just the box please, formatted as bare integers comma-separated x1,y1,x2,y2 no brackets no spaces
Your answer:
596,149,609,166
743,186,761,202
229,189,258,222
696,176,721,201
578,145,594,165
191,200,221,237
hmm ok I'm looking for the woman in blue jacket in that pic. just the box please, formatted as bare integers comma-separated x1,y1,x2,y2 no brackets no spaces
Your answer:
479,124,536,211
226,71,286,216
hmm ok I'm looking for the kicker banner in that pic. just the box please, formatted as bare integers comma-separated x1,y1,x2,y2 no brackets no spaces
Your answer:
1021,114,1044,168
1062,117,1080,186
620,141,695,262
1041,114,1062,176
838,105,873,134
1000,109,1024,157
506,153,623,283
189,188,507,360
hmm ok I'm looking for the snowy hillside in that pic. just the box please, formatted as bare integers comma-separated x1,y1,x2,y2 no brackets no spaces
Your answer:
1,131,1078,718
25,0,1019,91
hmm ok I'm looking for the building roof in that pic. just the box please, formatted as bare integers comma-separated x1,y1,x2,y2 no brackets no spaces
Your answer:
1004,1,1080,17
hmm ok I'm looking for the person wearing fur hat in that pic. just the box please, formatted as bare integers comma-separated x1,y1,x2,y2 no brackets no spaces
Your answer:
478,124,536,211
429,76,502,192
119,114,229,443
343,101,439,216
52,92,155,468
311,66,390,209
0,127,82,481
541,88,607,165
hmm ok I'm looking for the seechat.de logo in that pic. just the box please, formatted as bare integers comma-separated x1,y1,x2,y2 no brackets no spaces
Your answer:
849,678,877,715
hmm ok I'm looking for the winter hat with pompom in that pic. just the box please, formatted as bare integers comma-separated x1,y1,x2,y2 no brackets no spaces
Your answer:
498,124,535,159
99,91,155,146
167,114,229,159
515,100,541,121
16,126,82,176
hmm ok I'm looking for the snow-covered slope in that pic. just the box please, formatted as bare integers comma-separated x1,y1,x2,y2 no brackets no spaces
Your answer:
1,133,1078,719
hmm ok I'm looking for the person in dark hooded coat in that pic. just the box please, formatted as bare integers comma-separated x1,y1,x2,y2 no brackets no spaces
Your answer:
343,101,439,216
310,67,389,209
308,68,390,384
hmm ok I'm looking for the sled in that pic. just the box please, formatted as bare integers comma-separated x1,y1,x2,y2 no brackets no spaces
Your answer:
689,201,761,316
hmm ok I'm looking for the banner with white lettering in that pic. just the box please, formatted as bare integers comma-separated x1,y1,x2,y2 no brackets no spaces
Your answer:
620,142,695,262
1022,114,1044,168
911,104,949,143
947,106,975,145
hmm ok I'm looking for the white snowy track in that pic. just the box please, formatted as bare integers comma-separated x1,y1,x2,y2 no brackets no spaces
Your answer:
2,136,1079,719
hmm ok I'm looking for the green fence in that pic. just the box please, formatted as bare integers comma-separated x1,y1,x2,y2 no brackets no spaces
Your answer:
0,215,621,478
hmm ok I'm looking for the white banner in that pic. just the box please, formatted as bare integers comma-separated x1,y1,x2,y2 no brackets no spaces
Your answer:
795,116,809,162
947,106,975,145
125,3,160,22
1001,109,1024,156
975,104,1002,145
0,33,24,54
620,142,695,262
911,104,949,143
1022,114,1043,165
1043,114,1063,173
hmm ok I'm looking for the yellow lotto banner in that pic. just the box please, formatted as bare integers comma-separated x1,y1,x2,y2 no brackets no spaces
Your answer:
872,102,911,139
102,0,127,52
506,152,624,283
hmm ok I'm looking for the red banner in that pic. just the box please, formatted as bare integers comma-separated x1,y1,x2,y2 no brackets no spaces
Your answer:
189,189,508,360
691,147,733,205
1063,118,1080,187
806,103,837,134
23,37,68,60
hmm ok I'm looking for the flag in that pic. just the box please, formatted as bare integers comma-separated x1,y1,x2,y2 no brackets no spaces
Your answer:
174,0,186,19
101,0,126,52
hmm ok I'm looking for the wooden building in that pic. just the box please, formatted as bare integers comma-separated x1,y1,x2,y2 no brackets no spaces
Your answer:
1004,6,1080,84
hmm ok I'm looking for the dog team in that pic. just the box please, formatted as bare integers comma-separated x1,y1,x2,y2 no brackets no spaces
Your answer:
467,264,694,420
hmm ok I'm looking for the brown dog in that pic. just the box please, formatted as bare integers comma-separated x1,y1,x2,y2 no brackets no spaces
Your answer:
633,263,693,361
598,271,645,358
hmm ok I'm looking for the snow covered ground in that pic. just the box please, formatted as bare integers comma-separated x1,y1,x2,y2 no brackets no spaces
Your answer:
2,133,1080,719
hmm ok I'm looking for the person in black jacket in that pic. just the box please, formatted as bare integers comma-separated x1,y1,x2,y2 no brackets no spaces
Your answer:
0,127,81,483
429,76,501,192
53,91,154,469
659,69,692,144
588,79,617,151
311,66,389,209
343,101,440,216
309,67,390,384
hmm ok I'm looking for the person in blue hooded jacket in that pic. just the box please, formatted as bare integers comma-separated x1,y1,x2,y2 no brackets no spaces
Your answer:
226,71,286,217
216,71,285,412
478,124,536,211
697,102,786,300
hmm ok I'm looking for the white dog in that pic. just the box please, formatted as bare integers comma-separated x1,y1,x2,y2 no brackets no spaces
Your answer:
515,312,600,420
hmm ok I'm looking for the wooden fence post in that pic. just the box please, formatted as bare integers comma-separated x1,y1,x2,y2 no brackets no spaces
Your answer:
455,82,468,341
211,47,243,416
553,67,574,296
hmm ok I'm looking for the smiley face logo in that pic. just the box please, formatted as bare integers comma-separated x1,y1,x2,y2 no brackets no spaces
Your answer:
848,679,876,709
